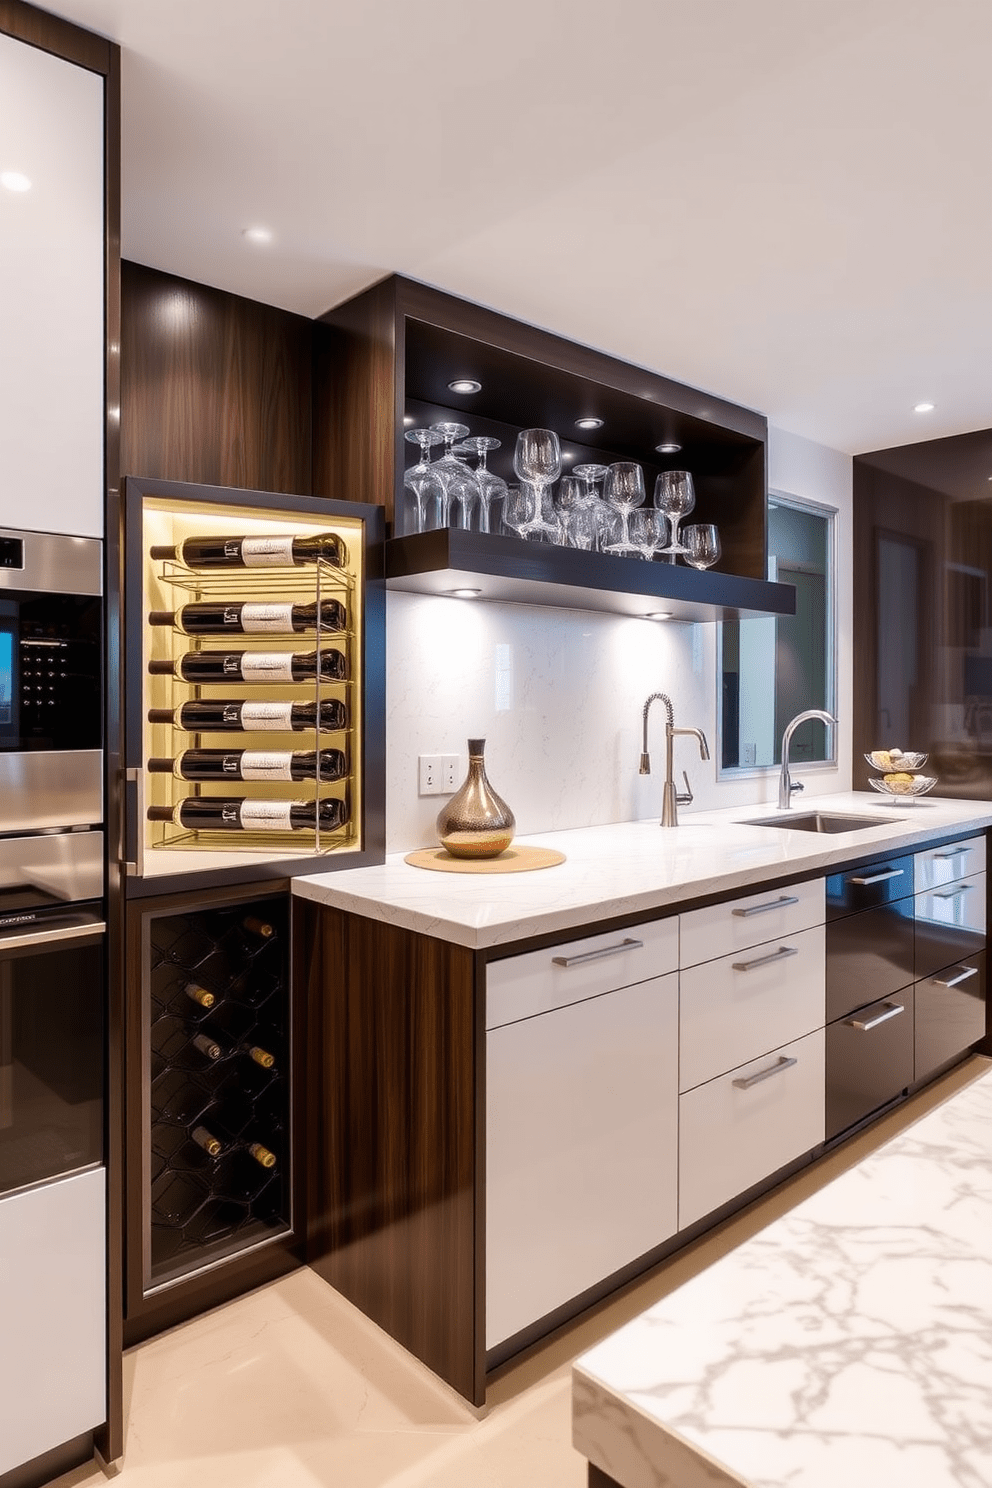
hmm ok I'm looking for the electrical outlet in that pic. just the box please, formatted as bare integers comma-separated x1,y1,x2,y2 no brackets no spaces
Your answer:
418,755,442,795
439,754,459,791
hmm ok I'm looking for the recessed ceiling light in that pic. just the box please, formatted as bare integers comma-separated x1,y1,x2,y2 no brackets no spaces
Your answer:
449,587,481,599
575,417,603,431
646,611,673,621
242,226,273,245
1,171,31,192
447,379,482,395
914,402,935,413
655,442,682,455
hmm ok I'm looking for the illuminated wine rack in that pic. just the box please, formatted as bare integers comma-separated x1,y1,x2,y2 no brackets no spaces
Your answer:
146,893,290,1287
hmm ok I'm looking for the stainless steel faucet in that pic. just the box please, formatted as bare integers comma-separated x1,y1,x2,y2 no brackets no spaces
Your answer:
778,709,837,808
639,692,711,827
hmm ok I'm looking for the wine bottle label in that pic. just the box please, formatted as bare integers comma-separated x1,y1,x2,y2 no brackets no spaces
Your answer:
240,701,296,730
240,652,296,682
240,602,296,633
238,800,295,830
239,751,295,781
240,536,297,567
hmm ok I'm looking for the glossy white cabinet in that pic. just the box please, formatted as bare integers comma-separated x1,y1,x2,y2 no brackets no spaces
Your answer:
0,32,104,537
487,968,678,1350
679,924,825,1092
679,1029,825,1230
679,877,824,968
0,1169,106,1474
914,835,986,893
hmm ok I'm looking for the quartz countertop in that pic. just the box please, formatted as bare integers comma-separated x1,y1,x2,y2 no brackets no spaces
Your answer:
572,1058,992,1488
291,792,992,949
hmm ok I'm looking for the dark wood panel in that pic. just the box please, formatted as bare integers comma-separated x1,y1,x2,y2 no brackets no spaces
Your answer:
588,1466,625,1488
303,900,482,1403
122,261,313,494
0,0,111,72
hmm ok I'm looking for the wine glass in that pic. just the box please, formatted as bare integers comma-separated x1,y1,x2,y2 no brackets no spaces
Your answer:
654,470,695,557
513,429,561,541
431,422,480,528
556,475,584,548
453,436,507,534
629,509,664,560
403,429,444,533
603,462,645,555
500,484,529,538
571,463,609,552
565,505,601,551
684,523,721,569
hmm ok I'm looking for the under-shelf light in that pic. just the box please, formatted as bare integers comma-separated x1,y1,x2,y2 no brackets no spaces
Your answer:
449,587,482,599
575,417,603,431
646,611,674,621
655,442,682,455
448,379,482,395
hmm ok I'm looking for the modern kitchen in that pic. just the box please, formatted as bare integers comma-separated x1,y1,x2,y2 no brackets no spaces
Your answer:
2,3,992,1487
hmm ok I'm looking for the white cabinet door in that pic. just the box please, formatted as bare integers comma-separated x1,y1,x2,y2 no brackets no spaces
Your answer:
0,33,104,538
0,1169,106,1474
487,972,678,1351
680,877,824,968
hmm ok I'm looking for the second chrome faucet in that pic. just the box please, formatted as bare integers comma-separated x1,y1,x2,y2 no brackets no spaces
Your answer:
639,692,710,827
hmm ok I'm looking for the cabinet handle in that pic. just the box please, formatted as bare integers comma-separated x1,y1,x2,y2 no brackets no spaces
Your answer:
848,868,904,885
731,945,799,973
932,884,973,899
930,965,979,989
845,1002,905,1031
731,895,799,918
933,847,969,860
732,1055,798,1090
551,937,643,968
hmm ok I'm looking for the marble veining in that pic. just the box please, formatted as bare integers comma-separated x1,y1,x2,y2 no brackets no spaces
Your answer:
293,792,992,948
573,1063,992,1488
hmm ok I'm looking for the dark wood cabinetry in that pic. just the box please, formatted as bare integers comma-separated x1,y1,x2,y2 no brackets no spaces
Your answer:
315,275,795,623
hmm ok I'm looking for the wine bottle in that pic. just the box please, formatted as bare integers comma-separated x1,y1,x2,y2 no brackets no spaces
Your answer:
241,915,274,939
191,1032,222,1060
247,1142,276,1169
246,1044,275,1069
147,747,347,783
148,796,349,832
184,982,215,1009
150,532,347,569
148,599,346,635
191,1125,222,1157
148,648,347,683
147,698,348,732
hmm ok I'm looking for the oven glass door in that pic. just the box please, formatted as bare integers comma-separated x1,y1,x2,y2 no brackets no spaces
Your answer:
0,592,101,752
0,923,104,1198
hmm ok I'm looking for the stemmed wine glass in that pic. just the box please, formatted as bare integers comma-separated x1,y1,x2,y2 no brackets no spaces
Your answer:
602,462,646,556
654,470,695,558
629,509,664,560
513,429,562,540
453,436,507,534
403,429,444,532
556,475,584,548
431,422,480,528
683,523,721,569
571,462,609,551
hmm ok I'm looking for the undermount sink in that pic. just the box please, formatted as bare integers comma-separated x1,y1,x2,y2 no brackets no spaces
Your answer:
743,812,899,834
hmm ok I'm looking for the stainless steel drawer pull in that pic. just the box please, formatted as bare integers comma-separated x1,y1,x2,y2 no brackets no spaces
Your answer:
731,895,800,918
732,945,799,973
845,1002,905,1031
931,965,979,989
934,848,969,860
732,1055,798,1090
848,869,905,885
551,937,644,968
932,884,973,899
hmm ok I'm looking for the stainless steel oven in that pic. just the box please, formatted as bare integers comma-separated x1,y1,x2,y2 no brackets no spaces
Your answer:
0,526,102,832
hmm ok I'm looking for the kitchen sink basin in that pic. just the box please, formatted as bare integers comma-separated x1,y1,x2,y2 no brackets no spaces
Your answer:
743,812,898,834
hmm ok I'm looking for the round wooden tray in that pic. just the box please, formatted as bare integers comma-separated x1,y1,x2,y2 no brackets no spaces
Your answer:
404,845,566,874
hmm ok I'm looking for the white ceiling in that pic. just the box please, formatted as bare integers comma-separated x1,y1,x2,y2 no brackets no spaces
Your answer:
38,0,992,455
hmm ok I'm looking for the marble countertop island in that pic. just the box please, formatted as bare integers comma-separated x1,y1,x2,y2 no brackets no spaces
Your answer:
572,1060,992,1488
293,792,992,949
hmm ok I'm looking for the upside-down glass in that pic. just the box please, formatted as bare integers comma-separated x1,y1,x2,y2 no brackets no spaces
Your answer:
654,470,695,556
513,429,561,540
454,436,507,534
603,462,646,555
572,462,609,552
403,428,444,532
431,422,480,528
683,522,721,569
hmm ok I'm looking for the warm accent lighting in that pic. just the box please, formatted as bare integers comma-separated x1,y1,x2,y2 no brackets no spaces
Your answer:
447,379,482,395
646,611,673,621
242,226,273,245
655,442,682,455
914,402,935,413
449,588,482,599
1,171,31,192
575,417,603,431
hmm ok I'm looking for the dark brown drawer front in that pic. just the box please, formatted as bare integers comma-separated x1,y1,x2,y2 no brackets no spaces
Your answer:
826,986,915,1141
826,855,914,920
915,950,987,1083
826,899,915,1022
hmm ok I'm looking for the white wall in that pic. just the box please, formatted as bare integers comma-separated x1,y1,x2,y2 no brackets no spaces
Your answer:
384,426,853,854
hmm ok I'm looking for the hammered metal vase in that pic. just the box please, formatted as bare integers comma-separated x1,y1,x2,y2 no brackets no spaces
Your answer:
436,738,515,858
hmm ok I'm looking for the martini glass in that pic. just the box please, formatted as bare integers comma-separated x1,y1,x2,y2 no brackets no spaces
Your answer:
403,429,444,532
431,422,480,527
454,436,507,534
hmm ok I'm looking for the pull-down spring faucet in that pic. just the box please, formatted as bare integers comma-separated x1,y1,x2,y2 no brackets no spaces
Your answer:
639,692,710,827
